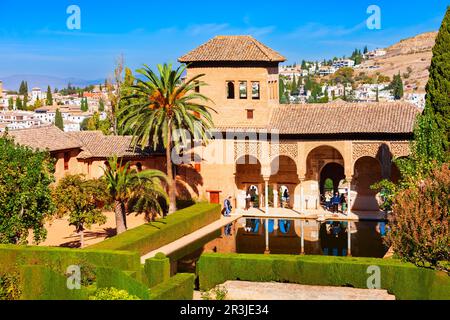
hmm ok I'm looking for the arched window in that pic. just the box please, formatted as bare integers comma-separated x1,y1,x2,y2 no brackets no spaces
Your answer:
227,81,235,99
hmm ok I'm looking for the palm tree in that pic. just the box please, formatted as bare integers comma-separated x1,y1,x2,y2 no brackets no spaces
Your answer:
119,63,214,214
102,156,167,234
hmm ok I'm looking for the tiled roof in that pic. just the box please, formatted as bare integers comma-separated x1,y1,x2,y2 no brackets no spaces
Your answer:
178,35,286,63
269,102,420,135
67,131,154,159
7,125,82,152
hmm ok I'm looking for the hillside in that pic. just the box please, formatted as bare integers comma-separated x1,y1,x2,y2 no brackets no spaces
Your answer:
360,31,437,92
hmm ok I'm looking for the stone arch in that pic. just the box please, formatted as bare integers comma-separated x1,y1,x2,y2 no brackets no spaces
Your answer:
319,162,345,196
306,145,345,181
352,156,382,211
269,155,299,208
235,155,264,208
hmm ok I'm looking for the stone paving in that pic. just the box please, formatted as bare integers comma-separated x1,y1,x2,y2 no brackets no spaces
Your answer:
195,281,395,300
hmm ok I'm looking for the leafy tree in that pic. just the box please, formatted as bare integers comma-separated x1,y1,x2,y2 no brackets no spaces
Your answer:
31,98,42,110
7,97,13,110
23,95,28,110
15,97,22,110
396,111,445,185
82,112,111,135
425,6,450,152
55,108,64,131
0,136,55,244
102,156,167,234
46,85,53,106
98,98,105,112
120,63,215,214
53,175,107,247
387,164,449,271
331,67,354,85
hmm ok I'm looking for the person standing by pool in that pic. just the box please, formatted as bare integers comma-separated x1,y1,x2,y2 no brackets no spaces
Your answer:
331,192,340,213
223,196,232,217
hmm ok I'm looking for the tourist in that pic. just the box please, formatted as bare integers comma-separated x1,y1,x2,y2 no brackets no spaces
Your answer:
283,189,289,207
223,196,232,217
245,193,251,210
331,192,340,213
340,193,347,213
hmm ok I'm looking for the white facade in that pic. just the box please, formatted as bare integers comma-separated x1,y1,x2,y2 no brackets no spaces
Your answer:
0,110,42,132
332,59,355,69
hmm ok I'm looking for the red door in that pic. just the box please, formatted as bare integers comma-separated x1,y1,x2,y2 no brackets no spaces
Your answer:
209,191,220,204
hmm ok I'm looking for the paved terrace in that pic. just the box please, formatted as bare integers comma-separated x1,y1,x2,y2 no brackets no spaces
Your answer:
194,281,396,300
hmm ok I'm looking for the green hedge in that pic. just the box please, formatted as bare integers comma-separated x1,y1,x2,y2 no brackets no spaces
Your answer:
96,267,150,300
148,273,195,300
197,253,450,300
144,253,170,288
20,265,93,300
88,203,221,256
0,244,141,274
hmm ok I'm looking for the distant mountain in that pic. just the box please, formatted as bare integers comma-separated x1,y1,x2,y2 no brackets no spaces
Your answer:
361,31,437,92
0,74,104,92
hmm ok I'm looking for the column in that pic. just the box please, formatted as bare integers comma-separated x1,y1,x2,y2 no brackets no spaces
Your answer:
264,177,270,254
347,178,352,216
347,221,352,256
273,183,278,208
300,220,305,255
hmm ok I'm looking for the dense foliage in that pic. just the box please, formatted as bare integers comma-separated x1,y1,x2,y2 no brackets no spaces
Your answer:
89,287,140,300
102,156,167,234
0,136,55,244
52,175,108,247
388,164,449,271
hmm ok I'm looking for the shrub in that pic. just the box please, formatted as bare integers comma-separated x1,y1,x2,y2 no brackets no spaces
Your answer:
148,273,195,300
88,203,220,255
143,253,170,288
0,245,141,274
0,272,21,300
89,287,140,300
197,253,450,300
388,164,449,271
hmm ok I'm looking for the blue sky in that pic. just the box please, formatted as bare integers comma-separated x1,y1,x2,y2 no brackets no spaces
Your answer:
0,0,447,80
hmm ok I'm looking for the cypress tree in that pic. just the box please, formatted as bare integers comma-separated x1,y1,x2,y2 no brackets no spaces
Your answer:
81,98,88,112
425,6,450,151
98,98,105,112
55,108,64,131
46,85,53,106
279,77,285,104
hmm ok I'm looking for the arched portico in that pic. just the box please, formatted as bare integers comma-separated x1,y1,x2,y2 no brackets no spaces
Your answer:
352,156,382,211
299,145,346,210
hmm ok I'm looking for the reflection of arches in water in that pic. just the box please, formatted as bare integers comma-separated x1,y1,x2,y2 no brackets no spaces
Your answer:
353,157,382,211
319,221,348,256
320,162,345,197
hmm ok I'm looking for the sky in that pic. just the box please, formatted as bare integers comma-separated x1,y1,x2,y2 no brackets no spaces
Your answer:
0,0,448,80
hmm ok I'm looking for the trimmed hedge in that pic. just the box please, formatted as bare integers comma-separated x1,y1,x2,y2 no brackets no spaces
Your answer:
144,253,170,288
88,203,221,256
96,267,150,299
148,273,195,300
20,265,93,300
0,244,141,274
197,253,450,300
